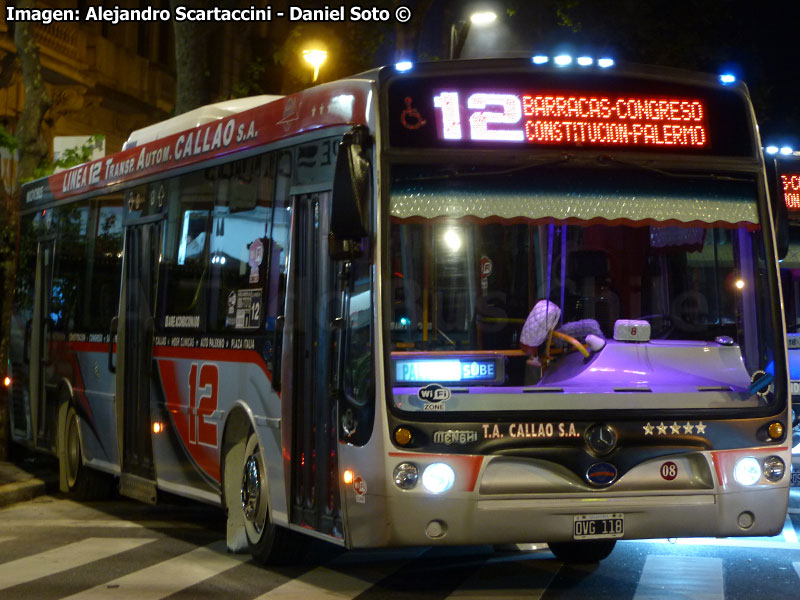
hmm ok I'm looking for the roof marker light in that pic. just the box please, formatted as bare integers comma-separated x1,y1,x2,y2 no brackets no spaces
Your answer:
780,146,794,155
577,56,593,66
765,146,779,155
597,58,615,68
719,73,736,84
395,61,413,72
532,55,549,64
554,55,572,66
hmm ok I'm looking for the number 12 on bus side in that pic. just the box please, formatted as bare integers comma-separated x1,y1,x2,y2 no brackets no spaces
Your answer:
574,513,624,539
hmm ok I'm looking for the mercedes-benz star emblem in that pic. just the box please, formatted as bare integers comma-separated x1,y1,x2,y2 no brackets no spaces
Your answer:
585,424,617,455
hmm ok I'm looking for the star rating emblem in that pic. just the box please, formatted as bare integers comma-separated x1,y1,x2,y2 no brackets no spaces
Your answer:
643,422,654,435
682,422,694,434
695,421,707,434
670,421,681,434
656,422,668,435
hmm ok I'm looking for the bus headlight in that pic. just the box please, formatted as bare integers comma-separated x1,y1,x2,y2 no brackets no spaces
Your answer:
421,463,455,494
393,462,419,490
762,456,785,482
733,457,761,486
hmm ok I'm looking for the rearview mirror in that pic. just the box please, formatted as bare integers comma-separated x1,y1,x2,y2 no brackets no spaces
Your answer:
330,125,371,260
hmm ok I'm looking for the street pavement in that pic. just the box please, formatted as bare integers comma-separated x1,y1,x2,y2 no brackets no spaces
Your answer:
0,456,58,508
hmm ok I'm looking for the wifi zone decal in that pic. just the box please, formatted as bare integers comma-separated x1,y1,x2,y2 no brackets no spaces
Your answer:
418,383,450,411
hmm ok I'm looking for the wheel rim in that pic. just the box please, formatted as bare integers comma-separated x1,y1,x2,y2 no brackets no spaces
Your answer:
66,413,81,488
241,455,261,523
241,435,269,541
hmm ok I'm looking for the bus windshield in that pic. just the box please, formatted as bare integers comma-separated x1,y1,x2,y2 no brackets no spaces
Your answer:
388,164,777,413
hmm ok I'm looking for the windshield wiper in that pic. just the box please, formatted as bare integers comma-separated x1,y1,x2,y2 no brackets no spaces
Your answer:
595,154,753,182
394,155,573,182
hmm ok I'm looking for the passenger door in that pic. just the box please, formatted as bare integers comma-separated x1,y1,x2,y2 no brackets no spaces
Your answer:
117,218,162,502
29,237,56,450
288,192,342,536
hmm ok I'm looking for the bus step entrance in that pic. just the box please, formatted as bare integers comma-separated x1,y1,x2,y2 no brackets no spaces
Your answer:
119,473,157,504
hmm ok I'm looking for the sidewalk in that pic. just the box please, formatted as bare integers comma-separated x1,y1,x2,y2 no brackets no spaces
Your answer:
0,455,59,508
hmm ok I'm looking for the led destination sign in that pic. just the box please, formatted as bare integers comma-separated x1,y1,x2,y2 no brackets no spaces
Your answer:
394,357,503,384
432,91,708,148
387,72,755,156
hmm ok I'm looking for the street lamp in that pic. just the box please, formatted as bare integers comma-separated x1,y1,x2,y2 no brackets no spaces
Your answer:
450,10,498,60
302,48,327,82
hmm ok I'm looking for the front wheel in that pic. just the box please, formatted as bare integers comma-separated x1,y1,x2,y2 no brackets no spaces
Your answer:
61,405,113,500
231,430,306,564
547,539,616,563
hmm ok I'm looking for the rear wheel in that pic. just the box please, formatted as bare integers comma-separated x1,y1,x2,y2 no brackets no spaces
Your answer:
61,404,113,500
232,430,306,564
547,539,616,563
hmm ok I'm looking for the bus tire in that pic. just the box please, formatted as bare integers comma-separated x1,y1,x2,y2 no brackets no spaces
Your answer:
61,404,113,500
238,430,306,564
547,540,616,563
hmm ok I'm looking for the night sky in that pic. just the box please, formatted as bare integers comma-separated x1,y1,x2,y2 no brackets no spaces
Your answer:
400,0,800,149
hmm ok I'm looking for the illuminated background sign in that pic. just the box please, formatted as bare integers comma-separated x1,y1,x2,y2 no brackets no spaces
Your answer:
782,172,800,210
387,72,754,156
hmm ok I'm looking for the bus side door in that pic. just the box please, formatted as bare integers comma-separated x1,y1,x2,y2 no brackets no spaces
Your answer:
287,191,342,536
29,237,56,450
116,217,162,502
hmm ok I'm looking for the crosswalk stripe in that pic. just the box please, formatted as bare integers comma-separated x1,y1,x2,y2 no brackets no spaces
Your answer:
793,561,800,581
782,515,799,544
0,537,155,591
253,548,429,600
60,540,249,600
443,552,559,599
0,518,203,529
633,555,723,600
253,566,380,600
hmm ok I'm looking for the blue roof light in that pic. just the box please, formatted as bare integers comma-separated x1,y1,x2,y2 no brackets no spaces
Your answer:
395,61,413,72
781,146,794,155
577,56,593,66
765,146,779,154
597,58,615,68
719,73,736,84
532,55,549,64
554,54,572,67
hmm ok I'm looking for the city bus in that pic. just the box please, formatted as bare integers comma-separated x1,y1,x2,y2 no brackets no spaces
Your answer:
767,154,800,485
6,57,790,564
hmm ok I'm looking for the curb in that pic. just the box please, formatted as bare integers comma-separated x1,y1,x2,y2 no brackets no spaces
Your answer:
0,477,49,508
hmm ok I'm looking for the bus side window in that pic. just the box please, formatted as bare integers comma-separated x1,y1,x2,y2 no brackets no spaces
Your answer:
50,203,90,334
84,199,123,332
159,172,214,330
265,152,291,374
207,155,274,333
340,258,374,445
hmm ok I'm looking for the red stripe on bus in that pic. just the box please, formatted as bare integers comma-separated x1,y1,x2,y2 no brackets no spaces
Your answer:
388,452,484,492
48,81,371,202
55,340,271,383
152,346,272,382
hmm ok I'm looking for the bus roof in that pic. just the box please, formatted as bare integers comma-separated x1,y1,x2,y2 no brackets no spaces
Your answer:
122,95,284,150
21,78,376,208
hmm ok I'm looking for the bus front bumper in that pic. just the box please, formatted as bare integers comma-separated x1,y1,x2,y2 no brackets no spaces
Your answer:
346,487,788,547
